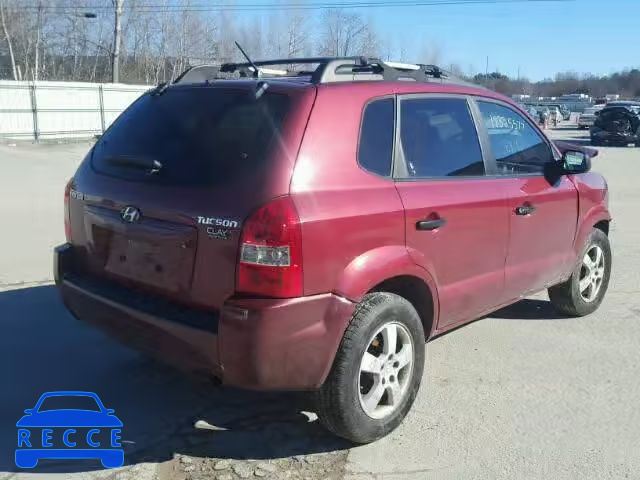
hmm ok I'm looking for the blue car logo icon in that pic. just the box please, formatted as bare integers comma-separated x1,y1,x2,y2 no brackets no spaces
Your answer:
16,391,124,469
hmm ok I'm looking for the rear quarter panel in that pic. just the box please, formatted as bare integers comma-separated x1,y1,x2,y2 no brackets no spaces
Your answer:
291,84,409,300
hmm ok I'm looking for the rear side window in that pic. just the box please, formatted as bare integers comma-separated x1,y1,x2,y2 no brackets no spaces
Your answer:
399,97,484,178
358,98,394,176
92,87,290,185
477,101,553,174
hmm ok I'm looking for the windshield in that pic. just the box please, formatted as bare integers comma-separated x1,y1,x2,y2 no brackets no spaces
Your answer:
37,395,102,412
92,88,290,186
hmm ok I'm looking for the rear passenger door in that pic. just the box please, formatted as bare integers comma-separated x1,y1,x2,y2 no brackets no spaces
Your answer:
473,99,578,299
393,95,510,329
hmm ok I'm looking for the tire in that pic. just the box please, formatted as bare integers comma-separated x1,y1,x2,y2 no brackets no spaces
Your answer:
314,292,425,443
548,228,612,316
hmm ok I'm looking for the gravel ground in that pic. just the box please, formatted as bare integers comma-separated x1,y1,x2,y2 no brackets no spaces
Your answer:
1,124,639,479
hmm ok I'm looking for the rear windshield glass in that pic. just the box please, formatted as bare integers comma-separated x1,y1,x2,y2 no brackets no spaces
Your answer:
92,87,290,185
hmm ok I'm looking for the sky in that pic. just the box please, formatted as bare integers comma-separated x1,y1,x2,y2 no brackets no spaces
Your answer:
360,0,639,80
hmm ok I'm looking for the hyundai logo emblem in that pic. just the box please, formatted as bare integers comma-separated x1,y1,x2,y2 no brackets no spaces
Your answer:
120,206,141,223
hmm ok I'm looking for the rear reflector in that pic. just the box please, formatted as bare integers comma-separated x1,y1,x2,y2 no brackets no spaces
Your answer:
237,196,303,298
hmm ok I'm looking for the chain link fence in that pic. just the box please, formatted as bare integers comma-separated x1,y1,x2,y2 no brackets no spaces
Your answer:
0,80,150,141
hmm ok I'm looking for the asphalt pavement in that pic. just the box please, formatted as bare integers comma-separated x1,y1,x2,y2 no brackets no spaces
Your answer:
1,126,639,480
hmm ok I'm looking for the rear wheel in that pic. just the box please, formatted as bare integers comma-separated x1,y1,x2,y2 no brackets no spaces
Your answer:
548,228,611,316
314,292,425,443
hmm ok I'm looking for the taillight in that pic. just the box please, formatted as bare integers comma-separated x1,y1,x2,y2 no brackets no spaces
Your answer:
237,196,303,298
64,178,73,241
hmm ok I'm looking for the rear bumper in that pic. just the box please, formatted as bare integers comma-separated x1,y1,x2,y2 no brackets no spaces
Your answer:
54,244,355,390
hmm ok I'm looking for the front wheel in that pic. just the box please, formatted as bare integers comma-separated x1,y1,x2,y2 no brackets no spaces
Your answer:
314,292,425,443
548,228,611,316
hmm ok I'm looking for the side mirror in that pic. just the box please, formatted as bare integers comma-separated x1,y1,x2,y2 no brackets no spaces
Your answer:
562,150,591,174
24,409,34,414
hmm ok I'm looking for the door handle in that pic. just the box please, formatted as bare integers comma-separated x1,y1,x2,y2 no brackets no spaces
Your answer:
515,204,536,216
416,218,446,231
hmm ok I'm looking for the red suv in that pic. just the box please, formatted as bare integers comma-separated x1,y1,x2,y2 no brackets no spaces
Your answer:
55,58,612,443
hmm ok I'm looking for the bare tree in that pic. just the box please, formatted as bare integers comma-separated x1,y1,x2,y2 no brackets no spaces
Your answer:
318,9,367,57
286,14,307,57
359,21,380,58
265,11,307,59
0,0,18,79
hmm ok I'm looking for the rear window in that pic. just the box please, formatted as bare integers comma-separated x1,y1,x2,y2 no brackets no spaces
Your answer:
92,87,290,185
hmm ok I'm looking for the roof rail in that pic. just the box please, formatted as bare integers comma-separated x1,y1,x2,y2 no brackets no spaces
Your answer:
173,57,478,87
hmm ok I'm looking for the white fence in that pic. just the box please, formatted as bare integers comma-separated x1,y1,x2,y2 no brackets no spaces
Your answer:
0,80,150,141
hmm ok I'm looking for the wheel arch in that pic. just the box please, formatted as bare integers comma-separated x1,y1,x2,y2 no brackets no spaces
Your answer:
369,275,436,340
574,206,611,255
593,219,610,236
333,245,439,339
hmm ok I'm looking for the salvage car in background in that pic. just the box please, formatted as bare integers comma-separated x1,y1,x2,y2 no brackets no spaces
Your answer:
549,106,563,125
591,103,640,146
578,106,604,130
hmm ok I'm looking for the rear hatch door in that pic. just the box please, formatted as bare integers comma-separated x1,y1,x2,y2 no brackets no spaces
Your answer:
68,82,314,308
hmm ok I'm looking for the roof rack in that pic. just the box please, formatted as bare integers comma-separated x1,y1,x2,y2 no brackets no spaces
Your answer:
173,56,478,87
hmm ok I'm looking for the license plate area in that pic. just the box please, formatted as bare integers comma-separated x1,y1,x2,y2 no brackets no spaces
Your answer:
84,206,197,293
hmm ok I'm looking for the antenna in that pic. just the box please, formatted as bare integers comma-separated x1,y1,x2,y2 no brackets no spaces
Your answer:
234,41,260,78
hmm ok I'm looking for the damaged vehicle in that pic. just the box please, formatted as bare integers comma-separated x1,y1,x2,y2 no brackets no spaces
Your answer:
578,106,603,130
54,56,612,444
591,102,640,146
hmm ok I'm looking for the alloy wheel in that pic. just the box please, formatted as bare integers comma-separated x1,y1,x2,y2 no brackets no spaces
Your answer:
358,322,414,420
579,245,605,302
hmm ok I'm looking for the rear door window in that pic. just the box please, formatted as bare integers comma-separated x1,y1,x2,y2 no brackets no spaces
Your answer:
398,97,484,178
358,98,395,177
92,87,290,186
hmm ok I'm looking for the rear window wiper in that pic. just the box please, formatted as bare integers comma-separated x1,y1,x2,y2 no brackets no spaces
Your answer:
106,156,163,174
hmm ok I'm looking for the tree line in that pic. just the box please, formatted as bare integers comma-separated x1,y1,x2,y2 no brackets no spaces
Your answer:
473,70,640,100
0,0,386,84
1,0,638,100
